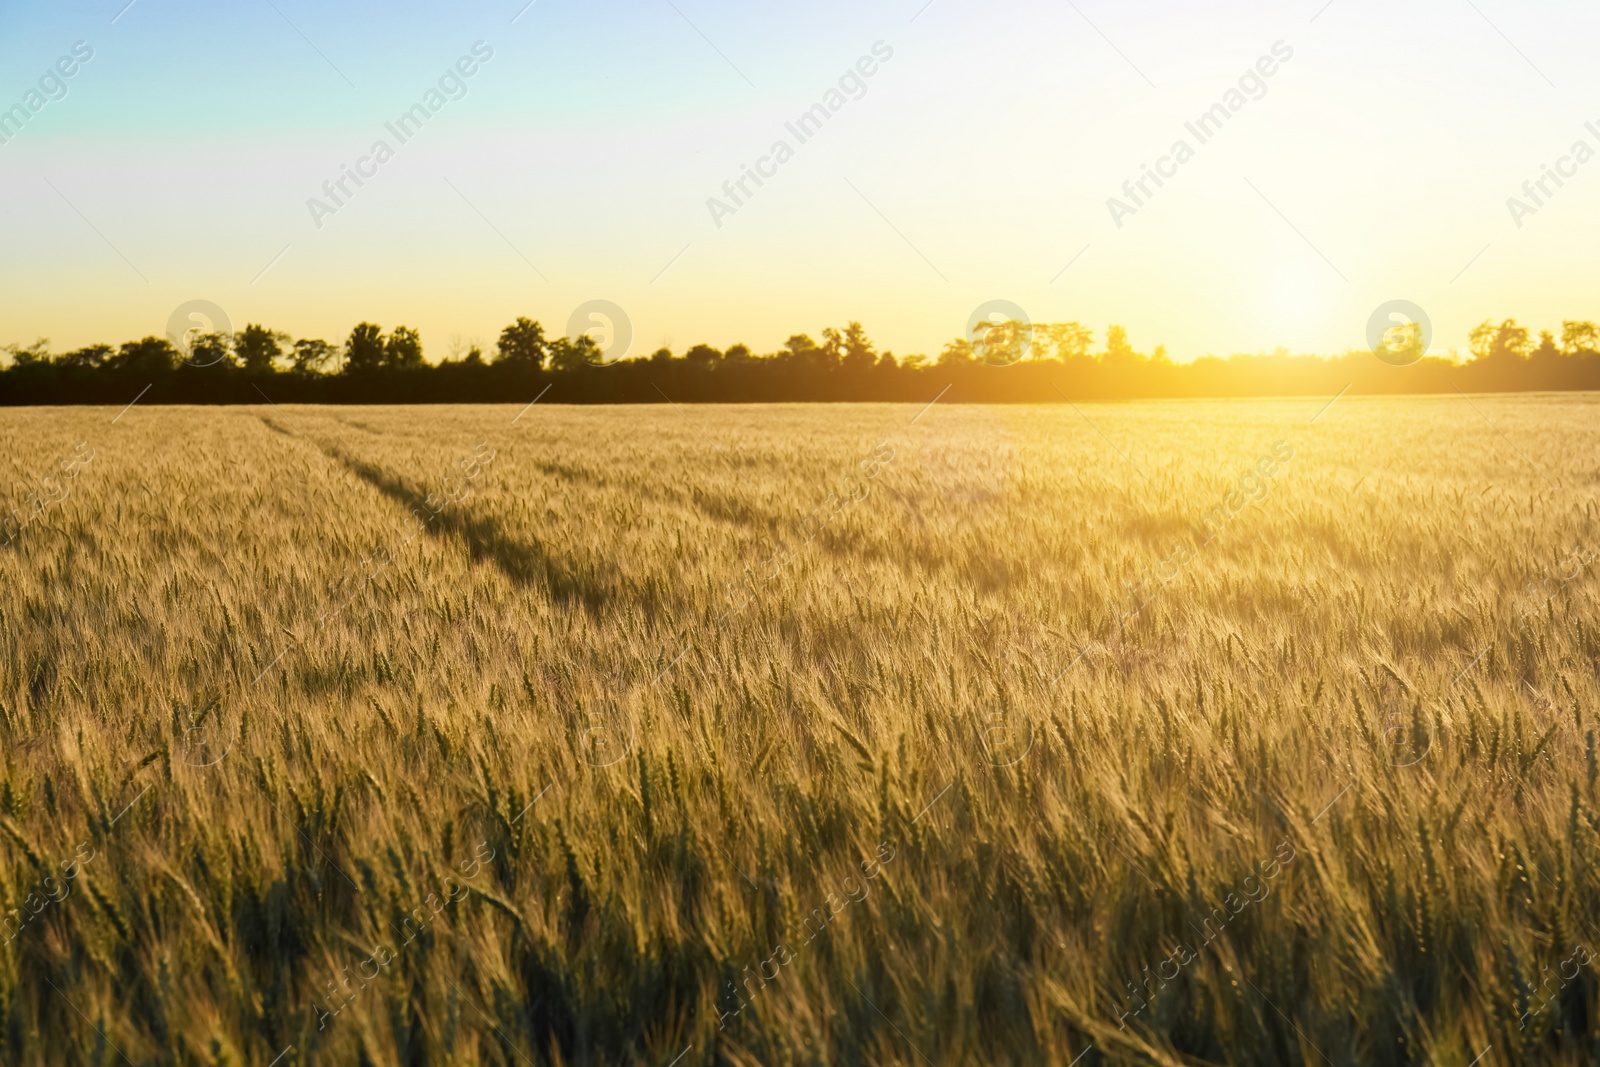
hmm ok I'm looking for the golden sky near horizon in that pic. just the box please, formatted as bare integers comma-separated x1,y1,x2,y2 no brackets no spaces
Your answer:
2,0,1599,362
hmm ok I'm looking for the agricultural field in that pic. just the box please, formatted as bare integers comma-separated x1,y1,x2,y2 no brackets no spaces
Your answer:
0,395,1598,1066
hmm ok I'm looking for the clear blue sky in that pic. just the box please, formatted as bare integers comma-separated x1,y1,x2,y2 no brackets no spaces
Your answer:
3,0,1599,361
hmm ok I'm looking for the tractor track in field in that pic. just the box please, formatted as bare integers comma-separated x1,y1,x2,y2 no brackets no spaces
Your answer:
257,413,617,615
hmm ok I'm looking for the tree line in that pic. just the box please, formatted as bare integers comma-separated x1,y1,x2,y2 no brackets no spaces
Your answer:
4,316,1600,405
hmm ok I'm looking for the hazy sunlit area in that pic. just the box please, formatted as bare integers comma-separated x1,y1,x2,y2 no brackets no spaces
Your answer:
5,0,1600,359
3,2,1599,1066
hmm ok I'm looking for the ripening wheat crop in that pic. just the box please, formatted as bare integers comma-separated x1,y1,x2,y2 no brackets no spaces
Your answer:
1,395,1598,1066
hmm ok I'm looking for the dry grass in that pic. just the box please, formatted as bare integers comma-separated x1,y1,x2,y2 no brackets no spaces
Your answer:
1,395,1598,1066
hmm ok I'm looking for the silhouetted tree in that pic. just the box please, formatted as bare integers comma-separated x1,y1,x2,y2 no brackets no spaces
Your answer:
386,326,424,369
841,322,876,370
292,338,339,375
1104,325,1145,364
236,324,286,373
780,335,817,364
58,344,112,369
938,337,974,365
1469,319,1530,362
548,334,602,371
1374,321,1425,366
1042,323,1094,361
12,312,1600,406
3,339,50,368
780,330,840,371
1561,321,1599,356
497,317,547,368
188,332,234,369
818,327,844,368
110,337,178,374
972,319,1031,364
685,344,722,367
346,323,385,373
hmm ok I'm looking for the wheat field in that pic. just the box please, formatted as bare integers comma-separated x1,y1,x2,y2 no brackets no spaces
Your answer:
1,395,1597,1066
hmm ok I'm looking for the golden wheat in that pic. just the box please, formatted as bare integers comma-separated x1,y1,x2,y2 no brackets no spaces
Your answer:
1,395,1597,1066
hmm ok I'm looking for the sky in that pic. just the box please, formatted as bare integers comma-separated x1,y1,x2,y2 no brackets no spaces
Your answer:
2,0,1599,363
